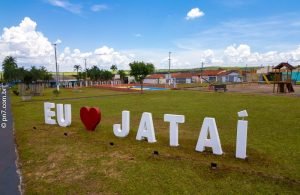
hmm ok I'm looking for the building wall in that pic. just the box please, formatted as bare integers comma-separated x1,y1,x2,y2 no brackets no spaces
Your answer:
192,76,200,83
208,76,218,82
220,72,242,83
159,78,167,84
175,78,187,84
144,79,159,84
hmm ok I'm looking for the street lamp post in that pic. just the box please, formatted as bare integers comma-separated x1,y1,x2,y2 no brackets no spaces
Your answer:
168,51,171,86
53,43,59,91
200,62,204,84
84,58,88,87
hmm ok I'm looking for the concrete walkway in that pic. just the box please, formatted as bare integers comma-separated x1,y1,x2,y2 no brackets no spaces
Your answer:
0,87,21,195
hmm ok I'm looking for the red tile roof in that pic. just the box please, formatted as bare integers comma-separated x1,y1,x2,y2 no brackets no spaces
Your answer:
146,74,165,79
171,73,198,78
199,70,226,76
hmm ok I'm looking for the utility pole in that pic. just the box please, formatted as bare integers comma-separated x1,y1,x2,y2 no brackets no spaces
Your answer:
53,43,59,91
84,58,87,87
168,51,171,86
201,62,204,84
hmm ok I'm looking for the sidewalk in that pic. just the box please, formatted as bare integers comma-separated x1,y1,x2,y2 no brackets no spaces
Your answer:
0,87,21,195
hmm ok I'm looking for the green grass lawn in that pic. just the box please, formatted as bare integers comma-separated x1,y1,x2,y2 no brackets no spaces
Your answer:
11,88,300,194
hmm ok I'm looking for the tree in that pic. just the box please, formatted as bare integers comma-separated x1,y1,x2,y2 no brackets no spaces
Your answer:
102,70,113,81
110,65,117,73
23,70,33,85
29,66,40,82
129,61,155,93
2,56,18,82
78,72,86,80
39,66,52,83
117,70,126,83
87,66,100,81
73,65,82,82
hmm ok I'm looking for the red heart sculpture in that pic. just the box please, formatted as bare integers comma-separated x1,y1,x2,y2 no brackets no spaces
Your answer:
80,107,101,131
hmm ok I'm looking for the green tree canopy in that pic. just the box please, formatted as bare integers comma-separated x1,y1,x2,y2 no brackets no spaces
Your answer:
129,61,155,93
102,70,113,81
110,65,117,73
2,56,52,84
117,70,126,82
2,56,18,82
87,66,100,81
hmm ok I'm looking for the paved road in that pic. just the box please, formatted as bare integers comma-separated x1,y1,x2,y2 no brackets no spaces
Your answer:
0,87,21,195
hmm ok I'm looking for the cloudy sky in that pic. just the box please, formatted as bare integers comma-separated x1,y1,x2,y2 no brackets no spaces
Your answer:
1,0,300,71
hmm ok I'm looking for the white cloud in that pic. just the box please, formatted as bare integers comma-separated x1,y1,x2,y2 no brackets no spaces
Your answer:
222,44,300,66
54,39,62,44
91,4,108,12
0,17,132,71
223,44,251,63
125,44,300,68
177,14,300,51
0,17,53,65
52,45,132,71
47,0,82,14
186,8,205,20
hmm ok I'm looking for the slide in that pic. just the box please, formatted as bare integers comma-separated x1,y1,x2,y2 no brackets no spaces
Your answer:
263,74,270,84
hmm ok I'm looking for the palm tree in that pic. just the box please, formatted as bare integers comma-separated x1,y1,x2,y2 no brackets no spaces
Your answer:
73,64,82,83
2,56,18,82
110,65,118,85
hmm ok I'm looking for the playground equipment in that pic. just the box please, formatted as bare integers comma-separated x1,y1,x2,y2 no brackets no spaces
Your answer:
262,74,270,84
294,66,300,83
272,62,295,93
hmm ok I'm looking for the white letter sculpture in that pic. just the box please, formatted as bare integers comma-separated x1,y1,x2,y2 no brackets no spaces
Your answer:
236,110,248,159
136,112,156,143
196,117,223,155
113,111,130,137
56,104,72,127
164,114,185,146
44,102,56,125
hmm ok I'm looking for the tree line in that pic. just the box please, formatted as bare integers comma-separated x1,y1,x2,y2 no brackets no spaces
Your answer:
1,56,52,84
72,64,127,83
2,56,155,92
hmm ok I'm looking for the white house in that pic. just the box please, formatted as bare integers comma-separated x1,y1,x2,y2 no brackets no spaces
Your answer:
219,70,242,83
198,70,226,83
144,74,166,84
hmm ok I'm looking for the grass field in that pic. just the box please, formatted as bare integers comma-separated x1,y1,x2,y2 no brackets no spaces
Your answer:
11,88,300,194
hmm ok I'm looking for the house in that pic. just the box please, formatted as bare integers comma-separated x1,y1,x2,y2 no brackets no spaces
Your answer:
171,73,198,84
218,70,242,83
145,72,199,84
198,70,226,83
144,74,166,84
